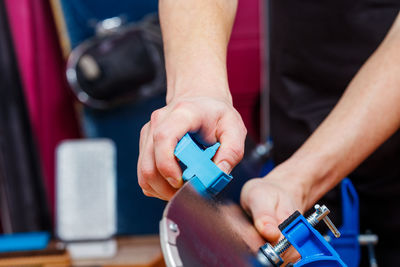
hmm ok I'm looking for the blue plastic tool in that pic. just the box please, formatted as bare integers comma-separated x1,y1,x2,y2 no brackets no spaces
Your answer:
328,179,360,267
0,232,50,253
174,133,232,195
281,212,346,266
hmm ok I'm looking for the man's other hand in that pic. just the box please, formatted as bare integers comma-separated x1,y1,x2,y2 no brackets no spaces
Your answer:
138,96,247,200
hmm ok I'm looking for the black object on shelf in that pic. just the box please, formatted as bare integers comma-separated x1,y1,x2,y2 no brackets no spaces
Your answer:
0,0,51,233
67,14,166,109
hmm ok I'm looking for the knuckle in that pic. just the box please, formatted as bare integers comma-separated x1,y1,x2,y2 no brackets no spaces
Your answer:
142,189,154,197
158,192,171,201
179,111,200,128
139,165,154,181
241,124,248,136
232,110,246,130
235,117,247,135
153,129,169,142
240,182,253,209
138,178,152,192
172,103,195,120
140,123,149,139
156,160,175,177
150,109,162,123
173,100,191,111
241,179,261,206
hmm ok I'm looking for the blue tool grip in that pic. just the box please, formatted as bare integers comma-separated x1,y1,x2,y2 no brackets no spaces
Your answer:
174,133,233,195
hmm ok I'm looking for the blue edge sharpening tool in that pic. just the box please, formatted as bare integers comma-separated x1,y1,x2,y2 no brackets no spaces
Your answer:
174,133,233,196
0,232,50,253
174,133,362,266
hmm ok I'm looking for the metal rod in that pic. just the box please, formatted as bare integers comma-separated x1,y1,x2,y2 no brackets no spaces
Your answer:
323,216,340,238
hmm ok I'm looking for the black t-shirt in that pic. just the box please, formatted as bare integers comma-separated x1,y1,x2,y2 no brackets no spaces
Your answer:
269,0,400,262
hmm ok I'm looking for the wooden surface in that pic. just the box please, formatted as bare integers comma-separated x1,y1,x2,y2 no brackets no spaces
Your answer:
0,236,165,267
73,236,165,267
0,246,71,267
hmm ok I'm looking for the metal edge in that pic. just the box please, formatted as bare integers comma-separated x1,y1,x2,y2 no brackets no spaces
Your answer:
160,217,183,267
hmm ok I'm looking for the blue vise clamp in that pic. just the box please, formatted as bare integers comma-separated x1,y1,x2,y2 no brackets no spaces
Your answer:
328,179,360,267
258,205,347,267
174,133,233,195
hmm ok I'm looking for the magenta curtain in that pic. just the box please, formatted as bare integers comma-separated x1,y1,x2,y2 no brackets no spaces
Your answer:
227,0,262,141
5,0,81,219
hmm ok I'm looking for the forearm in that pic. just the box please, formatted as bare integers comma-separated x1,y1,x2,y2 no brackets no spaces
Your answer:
138,0,245,200
276,13,400,209
159,0,237,103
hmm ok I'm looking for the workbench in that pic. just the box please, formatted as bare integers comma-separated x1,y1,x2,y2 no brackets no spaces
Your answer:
0,235,165,267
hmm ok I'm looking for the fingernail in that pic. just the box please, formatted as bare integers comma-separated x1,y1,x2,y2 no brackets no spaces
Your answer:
217,161,232,174
166,177,181,189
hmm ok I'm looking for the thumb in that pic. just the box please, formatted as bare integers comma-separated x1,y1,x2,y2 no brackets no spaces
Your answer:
213,120,246,174
216,160,234,175
254,215,281,243
214,141,244,174
240,180,282,243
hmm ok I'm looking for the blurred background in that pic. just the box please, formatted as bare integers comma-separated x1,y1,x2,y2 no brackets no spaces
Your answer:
0,0,263,266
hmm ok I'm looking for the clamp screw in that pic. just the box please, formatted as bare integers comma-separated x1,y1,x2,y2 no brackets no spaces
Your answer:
307,204,341,238
274,238,291,255
259,204,341,266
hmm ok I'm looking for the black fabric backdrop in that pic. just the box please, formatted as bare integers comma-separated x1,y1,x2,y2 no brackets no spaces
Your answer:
268,0,400,264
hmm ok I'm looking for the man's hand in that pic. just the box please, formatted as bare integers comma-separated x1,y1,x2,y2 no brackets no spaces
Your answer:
138,95,246,200
240,164,310,263
240,168,307,243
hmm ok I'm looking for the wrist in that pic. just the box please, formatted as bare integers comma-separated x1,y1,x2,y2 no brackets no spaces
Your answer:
265,153,338,212
166,70,232,104
165,48,231,104
262,163,310,212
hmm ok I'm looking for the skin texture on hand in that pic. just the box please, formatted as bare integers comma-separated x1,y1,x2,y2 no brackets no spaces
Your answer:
240,163,307,243
240,167,305,264
241,179,298,242
138,96,246,200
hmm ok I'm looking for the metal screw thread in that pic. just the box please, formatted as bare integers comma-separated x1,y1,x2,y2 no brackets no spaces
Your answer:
307,213,319,227
274,238,291,255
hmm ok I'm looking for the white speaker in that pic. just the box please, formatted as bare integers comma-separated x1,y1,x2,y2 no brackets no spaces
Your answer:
56,139,117,259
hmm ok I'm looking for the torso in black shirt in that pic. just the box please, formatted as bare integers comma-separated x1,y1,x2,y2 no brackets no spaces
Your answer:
269,1,400,264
